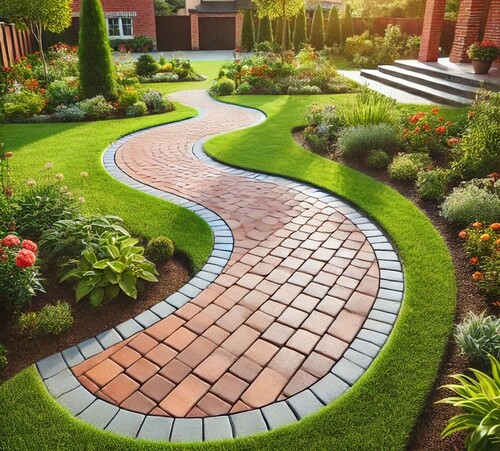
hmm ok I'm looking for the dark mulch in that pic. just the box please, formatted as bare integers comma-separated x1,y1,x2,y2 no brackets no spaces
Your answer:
293,131,491,451
0,256,190,384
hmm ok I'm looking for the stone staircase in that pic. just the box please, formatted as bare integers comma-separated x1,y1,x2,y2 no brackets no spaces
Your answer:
360,58,500,106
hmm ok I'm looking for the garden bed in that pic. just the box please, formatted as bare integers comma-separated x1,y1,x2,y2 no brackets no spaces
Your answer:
0,255,190,384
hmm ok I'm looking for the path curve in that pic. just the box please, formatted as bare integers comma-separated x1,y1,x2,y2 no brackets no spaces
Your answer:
37,91,404,443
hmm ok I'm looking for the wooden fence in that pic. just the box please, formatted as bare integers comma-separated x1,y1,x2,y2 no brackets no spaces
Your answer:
0,23,33,68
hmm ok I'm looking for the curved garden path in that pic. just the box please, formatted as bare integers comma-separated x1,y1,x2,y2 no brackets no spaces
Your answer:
37,91,404,442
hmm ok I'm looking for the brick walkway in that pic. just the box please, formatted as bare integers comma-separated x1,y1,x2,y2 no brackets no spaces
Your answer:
37,91,404,442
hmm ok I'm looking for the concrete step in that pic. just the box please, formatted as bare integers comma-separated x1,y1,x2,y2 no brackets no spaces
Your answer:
377,65,479,100
360,69,473,106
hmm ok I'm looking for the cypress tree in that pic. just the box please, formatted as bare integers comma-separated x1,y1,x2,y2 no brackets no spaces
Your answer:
342,4,354,44
241,9,255,52
257,15,273,43
309,4,325,50
293,7,307,52
325,7,341,47
78,0,116,99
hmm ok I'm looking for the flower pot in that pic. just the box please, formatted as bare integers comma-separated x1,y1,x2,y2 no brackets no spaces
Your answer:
471,59,493,74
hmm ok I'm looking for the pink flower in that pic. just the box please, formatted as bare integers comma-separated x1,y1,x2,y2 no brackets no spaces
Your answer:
2,235,20,247
21,240,37,253
15,249,36,268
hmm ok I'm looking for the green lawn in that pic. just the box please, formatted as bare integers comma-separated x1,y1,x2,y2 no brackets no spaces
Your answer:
0,73,464,449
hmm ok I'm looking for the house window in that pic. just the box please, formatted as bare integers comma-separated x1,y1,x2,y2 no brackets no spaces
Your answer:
107,17,133,39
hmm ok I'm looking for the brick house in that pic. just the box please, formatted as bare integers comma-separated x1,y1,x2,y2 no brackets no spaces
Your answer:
419,0,500,62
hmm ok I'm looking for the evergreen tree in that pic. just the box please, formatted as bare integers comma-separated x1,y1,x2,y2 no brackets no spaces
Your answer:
341,4,354,44
325,6,341,47
78,0,116,99
292,7,307,52
257,15,273,43
241,9,255,52
309,4,325,50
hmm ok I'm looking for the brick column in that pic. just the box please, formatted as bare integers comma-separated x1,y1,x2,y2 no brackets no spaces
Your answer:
418,0,446,62
191,12,200,50
449,0,485,62
483,0,500,44
235,12,243,49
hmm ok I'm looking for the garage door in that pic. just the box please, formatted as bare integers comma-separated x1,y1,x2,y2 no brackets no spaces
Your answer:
199,17,235,50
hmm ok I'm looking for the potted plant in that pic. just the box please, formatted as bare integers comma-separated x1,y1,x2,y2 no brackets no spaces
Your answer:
466,40,500,74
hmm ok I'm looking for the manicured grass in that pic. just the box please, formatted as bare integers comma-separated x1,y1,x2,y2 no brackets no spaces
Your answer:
0,103,212,273
0,90,464,449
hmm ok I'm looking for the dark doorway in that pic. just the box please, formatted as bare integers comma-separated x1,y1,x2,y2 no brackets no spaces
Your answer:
156,16,191,51
199,17,235,50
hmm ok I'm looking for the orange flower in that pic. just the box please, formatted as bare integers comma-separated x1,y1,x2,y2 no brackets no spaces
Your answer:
489,172,500,181
472,271,484,280
423,124,430,131
480,233,491,241
495,239,500,246
489,223,500,230
470,257,479,264
492,301,500,307
472,222,482,228
458,231,467,239
435,125,446,134
431,108,440,114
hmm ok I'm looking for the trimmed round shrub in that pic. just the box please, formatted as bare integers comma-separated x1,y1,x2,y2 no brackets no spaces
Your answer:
216,77,236,96
388,152,431,181
337,124,399,160
145,236,174,263
366,150,390,169
78,95,113,120
455,311,500,369
135,54,159,77
441,184,500,226
141,90,174,113
416,168,450,201
236,82,252,95
0,344,7,371
126,101,148,117
37,301,74,335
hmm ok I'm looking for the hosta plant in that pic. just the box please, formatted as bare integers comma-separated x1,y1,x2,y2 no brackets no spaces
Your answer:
438,355,500,450
61,232,158,307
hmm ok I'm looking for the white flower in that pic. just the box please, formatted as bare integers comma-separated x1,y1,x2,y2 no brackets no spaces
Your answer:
26,179,36,187
55,173,64,180
45,162,53,170
78,197,85,203
80,171,89,178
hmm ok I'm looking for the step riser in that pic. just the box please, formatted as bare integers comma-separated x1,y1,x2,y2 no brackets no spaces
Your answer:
393,61,499,92
378,66,477,100
360,71,469,106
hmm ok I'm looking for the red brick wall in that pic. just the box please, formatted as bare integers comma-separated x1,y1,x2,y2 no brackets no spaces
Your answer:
483,0,500,44
72,0,157,45
418,0,446,62
449,0,485,62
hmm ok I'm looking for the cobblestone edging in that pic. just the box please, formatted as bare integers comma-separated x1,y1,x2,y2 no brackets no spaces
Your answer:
37,97,404,443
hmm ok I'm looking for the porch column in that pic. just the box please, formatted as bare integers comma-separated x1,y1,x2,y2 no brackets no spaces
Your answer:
449,0,485,62
483,0,500,44
235,12,243,49
418,0,446,62
191,12,200,50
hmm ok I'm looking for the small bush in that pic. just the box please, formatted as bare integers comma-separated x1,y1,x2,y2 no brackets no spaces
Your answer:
366,150,390,169
441,184,500,226
37,301,74,335
454,312,500,368
416,168,450,201
236,82,252,95
135,54,159,77
17,312,39,336
52,104,86,122
78,95,113,120
117,88,140,110
337,124,399,160
388,152,431,181
2,91,45,121
145,236,175,263
141,90,174,114
216,77,235,96
47,80,79,108
0,344,7,370
126,101,148,117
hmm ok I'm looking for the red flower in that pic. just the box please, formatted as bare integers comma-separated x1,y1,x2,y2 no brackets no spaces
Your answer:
2,235,20,246
431,108,440,114
21,240,37,253
470,257,479,264
473,221,482,228
4,151,13,158
458,230,467,239
445,121,452,126
15,249,36,268
489,172,499,181
489,223,500,230
435,126,446,134
423,124,430,131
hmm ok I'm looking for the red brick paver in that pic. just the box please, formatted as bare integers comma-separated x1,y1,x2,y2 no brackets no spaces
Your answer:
72,91,381,417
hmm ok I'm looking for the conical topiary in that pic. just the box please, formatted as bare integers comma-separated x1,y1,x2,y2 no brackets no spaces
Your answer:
78,0,116,99
325,6,341,47
293,7,307,52
241,9,255,52
342,4,354,44
309,4,325,50
257,15,273,43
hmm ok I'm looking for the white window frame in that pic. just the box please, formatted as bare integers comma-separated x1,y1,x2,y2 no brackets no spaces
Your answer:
107,17,134,39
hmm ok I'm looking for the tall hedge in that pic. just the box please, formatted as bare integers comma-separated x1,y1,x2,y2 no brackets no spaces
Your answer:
293,7,307,52
78,0,116,99
241,9,255,52
342,4,354,43
257,15,273,43
325,6,341,47
309,4,325,50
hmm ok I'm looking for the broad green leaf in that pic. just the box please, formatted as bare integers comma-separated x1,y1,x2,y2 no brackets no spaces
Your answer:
119,273,138,299
76,279,96,302
82,250,97,264
104,245,120,259
139,270,158,282
60,268,81,282
107,261,125,274
89,288,104,307
105,284,120,300
93,260,109,270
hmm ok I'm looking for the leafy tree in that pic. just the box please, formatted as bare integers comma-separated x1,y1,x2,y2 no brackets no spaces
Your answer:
309,4,325,50
293,7,307,52
241,9,255,52
252,0,304,57
341,4,354,43
0,0,72,80
78,0,116,100
325,6,341,47
154,0,175,16
257,15,273,43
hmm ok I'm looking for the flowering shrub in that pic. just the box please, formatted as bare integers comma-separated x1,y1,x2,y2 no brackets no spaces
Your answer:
459,222,500,299
0,234,44,311
402,108,456,156
466,41,500,61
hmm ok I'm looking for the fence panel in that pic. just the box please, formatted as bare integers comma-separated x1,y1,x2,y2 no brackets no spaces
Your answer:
0,23,33,68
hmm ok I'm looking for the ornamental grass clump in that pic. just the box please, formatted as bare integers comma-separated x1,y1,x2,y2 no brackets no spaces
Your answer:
338,124,399,160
